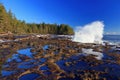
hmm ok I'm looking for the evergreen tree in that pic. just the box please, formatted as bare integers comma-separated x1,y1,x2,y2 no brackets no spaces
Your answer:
0,4,12,33
0,4,74,35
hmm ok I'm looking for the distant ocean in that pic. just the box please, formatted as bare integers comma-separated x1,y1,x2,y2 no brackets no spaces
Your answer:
103,35,120,44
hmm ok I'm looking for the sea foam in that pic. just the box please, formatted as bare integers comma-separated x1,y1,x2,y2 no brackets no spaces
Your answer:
82,48,103,60
73,21,104,43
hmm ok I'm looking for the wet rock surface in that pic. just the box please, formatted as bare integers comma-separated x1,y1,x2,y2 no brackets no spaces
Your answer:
0,35,120,80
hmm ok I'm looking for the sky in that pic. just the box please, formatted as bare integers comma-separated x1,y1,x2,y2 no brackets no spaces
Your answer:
0,0,120,34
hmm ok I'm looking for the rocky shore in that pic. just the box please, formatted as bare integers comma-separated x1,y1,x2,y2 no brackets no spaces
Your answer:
0,34,120,80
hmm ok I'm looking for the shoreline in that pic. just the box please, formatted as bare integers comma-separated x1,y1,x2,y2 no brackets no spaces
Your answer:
0,34,120,80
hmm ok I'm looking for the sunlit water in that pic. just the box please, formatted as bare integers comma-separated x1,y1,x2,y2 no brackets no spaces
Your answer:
103,35,120,44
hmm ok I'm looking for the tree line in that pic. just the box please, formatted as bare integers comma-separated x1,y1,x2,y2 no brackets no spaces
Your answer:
0,3,74,35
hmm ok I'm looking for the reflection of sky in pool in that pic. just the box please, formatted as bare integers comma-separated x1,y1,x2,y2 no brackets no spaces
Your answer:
40,66,49,70
18,60,37,69
19,73,40,80
43,45,49,50
43,71,51,75
92,63,120,78
1,70,16,77
56,54,120,79
6,48,34,63
2,64,10,68
7,54,22,63
3,45,120,79
17,48,33,58
57,59,88,72
39,58,47,63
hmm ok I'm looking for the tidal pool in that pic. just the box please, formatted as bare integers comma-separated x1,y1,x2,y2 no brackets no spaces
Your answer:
6,48,34,63
40,65,49,70
18,60,37,69
7,54,22,63
19,73,40,80
43,71,52,75
39,58,47,63
1,70,16,77
56,53,120,79
43,45,49,50
2,47,48,78
17,48,34,58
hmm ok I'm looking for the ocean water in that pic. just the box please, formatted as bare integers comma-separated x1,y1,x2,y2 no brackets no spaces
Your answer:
103,35,120,44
